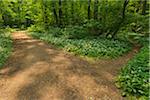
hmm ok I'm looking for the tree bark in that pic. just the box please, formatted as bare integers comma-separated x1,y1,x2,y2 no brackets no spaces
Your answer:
58,0,62,26
41,0,48,29
122,0,129,19
111,0,129,38
52,1,58,26
94,0,98,20
88,0,91,20
71,0,74,24
63,0,67,25
106,0,129,38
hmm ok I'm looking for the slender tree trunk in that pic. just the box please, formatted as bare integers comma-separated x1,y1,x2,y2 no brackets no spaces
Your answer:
88,0,91,20
41,0,48,29
59,0,62,26
142,0,147,15
112,0,129,38
122,0,129,19
52,1,58,26
0,1,3,27
106,0,129,38
94,0,98,20
64,0,67,25
71,0,74,24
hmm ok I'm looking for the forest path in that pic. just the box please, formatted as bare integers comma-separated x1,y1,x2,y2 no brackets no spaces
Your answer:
0,31,138,100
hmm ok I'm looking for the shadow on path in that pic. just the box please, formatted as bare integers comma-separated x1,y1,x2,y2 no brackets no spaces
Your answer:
0,31,138,100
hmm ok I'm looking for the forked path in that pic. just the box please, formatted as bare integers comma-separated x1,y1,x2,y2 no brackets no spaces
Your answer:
0,31,138,100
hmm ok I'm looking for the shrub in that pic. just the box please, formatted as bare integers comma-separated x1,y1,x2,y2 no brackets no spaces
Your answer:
28,32,131,58
28,25,45,33
47,27,62,37
116,46,149,98
125,32,149,45
117,14,149,44
0,29,12,67
83,19,104,36
62,26,88,39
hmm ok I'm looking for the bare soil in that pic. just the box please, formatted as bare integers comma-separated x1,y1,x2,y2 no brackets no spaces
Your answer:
0,31,138,100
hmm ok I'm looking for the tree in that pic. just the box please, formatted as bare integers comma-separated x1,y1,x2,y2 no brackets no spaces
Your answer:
41,0,48,29
71,0,74,24
17,0,22,28
58,0,62,26
122,0,129,19
0,0,4,27
112,0,129,38
93,0,98,20
88,0,91,20
52,1,58,26
142,0,147,15
106,0,129,38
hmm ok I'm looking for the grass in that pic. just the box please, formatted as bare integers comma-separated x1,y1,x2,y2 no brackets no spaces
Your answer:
28,31,132,59
116,45,149,99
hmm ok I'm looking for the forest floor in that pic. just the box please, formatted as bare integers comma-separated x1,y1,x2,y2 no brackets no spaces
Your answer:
0,31,138,100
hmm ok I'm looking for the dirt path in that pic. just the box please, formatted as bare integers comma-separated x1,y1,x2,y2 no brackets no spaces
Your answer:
0,31,138,100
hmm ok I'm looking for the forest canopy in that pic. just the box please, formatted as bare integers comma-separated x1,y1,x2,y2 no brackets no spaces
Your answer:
0,0,149,39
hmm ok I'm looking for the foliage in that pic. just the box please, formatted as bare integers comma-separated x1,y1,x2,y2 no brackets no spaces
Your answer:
28,32,131,58
0,0,149,39
0,29,13,67
83,19,104,36
116,46,149,98
28,25,45,33
61,26,88,39
47,27,62,37
28,25,88,39
117,13,149,43
125,32,149,46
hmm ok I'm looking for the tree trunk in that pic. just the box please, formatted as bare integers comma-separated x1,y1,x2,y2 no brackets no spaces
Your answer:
63,0,67,25
59,0,62,26
122,0,129,19
0,1,3,27
41,0,48,29
52,1,58,26
106,0,129,38
142,0,147,15
88,0,91,20
111,0,129,38
94,0,98,20
71,0,74,24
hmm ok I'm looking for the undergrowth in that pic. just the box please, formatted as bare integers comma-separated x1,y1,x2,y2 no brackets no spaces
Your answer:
28,31,131,59
0,28,13,67
116,45,149,99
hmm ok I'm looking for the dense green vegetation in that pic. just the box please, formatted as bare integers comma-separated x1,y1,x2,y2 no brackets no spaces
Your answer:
0,0,149,99
0,0,149,38
0,29,13,67
116,45,149,99
28,28,131,59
